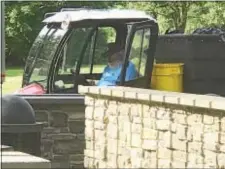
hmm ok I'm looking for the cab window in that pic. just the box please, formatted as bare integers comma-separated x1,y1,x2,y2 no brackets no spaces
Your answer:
58,27,94,75
129,28,151,78
80,27,117,74
54,27,94,89
54,26,117,90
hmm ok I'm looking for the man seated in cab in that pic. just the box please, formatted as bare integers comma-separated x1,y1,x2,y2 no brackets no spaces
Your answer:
97,44,138,86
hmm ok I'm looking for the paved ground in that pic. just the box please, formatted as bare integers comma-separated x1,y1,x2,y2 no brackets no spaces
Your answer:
2,76,22,95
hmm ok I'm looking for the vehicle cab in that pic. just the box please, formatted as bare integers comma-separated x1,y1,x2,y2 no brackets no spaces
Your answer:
16,8,158,94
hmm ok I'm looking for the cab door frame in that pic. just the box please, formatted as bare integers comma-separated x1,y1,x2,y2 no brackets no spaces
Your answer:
120,20,159,88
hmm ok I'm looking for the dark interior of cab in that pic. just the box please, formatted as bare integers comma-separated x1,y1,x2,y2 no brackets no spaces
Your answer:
52,19,153,93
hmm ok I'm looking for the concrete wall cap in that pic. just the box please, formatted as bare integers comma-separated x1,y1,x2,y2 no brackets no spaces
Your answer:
78,85,225,110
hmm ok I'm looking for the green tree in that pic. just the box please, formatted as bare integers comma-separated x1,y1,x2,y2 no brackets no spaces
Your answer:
5,1,115,66
5,1,225,67
186,2,225,33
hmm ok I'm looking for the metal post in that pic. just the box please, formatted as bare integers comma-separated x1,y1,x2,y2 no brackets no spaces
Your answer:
1,1,5,84
62,44,67,73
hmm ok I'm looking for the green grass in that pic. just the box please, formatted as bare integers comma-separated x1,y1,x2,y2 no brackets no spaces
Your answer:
6,67,24,77
59,65,105,74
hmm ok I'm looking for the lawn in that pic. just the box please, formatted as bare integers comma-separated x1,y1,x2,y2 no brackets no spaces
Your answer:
6,67,24,77
2,67,23,95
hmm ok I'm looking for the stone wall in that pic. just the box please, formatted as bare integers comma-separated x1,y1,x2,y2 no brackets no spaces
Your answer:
22,95,85,169
79,86,225,168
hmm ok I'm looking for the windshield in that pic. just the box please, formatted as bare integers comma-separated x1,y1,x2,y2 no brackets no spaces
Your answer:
24,25,67,88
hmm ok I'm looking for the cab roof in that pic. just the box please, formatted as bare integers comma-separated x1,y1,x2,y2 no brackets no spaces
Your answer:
43,8,156,23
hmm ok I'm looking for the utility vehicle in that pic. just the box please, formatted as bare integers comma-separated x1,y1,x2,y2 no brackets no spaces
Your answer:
15,8,158,94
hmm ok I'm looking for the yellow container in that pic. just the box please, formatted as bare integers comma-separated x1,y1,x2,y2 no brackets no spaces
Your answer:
151,63,184,92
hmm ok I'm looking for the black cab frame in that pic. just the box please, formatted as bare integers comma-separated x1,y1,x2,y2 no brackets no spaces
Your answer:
21,8,158,94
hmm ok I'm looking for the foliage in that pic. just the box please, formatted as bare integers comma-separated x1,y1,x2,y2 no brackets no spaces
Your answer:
4,1,114,66
4,1,225,66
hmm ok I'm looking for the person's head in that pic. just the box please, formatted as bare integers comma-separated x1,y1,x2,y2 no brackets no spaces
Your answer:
108,49,125,68
106,43,124,68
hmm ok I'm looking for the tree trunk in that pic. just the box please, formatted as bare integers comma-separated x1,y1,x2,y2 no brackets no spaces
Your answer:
170,2,190,32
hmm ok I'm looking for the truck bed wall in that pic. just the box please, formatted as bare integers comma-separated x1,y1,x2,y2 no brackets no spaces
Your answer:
20,95,85,169
155,34,225,96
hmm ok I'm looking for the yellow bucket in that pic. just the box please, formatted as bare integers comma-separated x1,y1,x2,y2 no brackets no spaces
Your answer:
151,63,184,92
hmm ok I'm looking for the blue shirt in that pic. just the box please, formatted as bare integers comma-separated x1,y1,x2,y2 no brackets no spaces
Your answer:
97,62,137,86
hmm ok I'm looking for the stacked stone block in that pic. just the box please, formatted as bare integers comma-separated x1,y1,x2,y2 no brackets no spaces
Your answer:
29,102,85,168
79,86,225,168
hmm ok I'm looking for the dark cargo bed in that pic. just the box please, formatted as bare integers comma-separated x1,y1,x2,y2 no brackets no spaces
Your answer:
155,34,225,96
